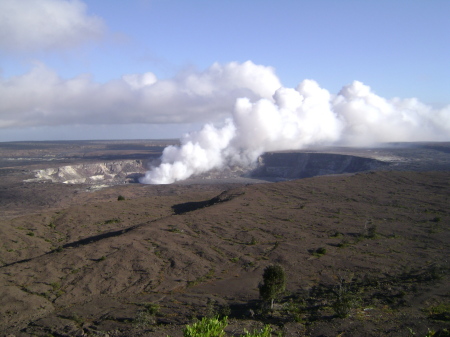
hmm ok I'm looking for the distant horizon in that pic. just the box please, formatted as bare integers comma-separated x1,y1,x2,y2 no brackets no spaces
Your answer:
2,138,449,147
0,138,180,143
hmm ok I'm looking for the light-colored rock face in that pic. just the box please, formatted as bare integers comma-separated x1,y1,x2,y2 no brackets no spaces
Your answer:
28,160,146,185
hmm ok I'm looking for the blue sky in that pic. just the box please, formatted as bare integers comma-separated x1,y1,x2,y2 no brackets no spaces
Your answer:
0,0,449,141
87,0,449,100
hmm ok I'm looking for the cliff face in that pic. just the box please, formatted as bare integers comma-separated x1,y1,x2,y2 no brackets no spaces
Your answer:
29,160,145,185
252,152,390,179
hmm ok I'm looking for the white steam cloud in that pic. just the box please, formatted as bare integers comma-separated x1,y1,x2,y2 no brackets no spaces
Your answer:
140,80,450,184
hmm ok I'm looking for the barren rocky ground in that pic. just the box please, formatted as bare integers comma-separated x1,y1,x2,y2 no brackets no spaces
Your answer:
0,141,449,337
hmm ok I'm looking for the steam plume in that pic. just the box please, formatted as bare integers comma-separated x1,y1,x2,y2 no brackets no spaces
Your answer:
140,80,450,184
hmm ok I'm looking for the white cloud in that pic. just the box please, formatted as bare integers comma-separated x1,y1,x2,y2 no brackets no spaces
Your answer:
0,61,282,128
334,81,450,145
122,73,158,90
0,0,105,52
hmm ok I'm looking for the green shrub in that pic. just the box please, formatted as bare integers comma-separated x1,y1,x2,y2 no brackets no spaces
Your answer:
284,298,306,322
242,325,272,337
332,293,354,318
360,223,378,239
50,282,60,290
183,316,228,337
117,195,125,201
424,328,450,337
315,247,327,256
367,225,378,238
134,310,156,328
134,303,159,328
171,317,271,337
104,218,120,224
337,239,350,248
425,302,450,321
428,264,445,280
143,302,160,316
332,283,359,318
206,299,230,319
330,231,343,238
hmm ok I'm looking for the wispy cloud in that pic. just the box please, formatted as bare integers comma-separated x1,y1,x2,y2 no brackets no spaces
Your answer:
0,61,281,128
0,0,105,52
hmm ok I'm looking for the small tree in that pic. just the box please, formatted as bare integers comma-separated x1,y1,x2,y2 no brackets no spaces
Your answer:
332,276,359,318
258,264,286,309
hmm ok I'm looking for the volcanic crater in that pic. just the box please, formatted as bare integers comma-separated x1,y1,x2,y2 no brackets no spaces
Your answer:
0,140,449,337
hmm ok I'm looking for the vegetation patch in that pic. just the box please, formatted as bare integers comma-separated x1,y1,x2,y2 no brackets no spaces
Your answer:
103,218,121,224
312,247,327,257
424,302,450,321
171,316,272,337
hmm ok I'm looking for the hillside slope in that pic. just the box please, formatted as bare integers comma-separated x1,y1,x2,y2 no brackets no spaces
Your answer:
0,171,449,336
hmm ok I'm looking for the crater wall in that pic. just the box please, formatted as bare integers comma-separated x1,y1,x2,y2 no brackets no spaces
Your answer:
251,152,390,179
27,160,145,185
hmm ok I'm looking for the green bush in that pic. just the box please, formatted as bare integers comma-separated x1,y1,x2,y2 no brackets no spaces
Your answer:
366,225,378,238
332,283,359,318
332,293,354,318
242,325,272,337
284,298,306,322
143,302,160,316
205,299,230,319
177,317,271,337
337,239,350,248
425,302,450,321
134,310,156,328
183,316,228,337
315,247,327,255
117,195,125,201
424,328,450,337
134,303,160,328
